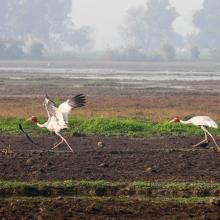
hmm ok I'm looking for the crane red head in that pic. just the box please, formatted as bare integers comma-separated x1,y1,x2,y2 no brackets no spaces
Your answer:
169,116,180,123
28,116,38,124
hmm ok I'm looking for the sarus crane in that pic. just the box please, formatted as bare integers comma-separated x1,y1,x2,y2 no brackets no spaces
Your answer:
169,116,220,152
28,94,86,152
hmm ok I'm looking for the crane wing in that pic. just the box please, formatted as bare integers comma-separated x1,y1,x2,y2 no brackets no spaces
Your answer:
44,96,57,119
44,95,67,129
58,94,86,123
67,94,86,109
204,117,218,128
190,116,218,128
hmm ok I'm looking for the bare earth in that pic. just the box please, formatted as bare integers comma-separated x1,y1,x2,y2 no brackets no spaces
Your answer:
1,197,220,220
1,135,220,219
1,135,220,182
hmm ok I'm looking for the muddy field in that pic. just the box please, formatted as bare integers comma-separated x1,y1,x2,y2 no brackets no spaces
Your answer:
1,135,220,182
1,135,220,219
1,197,220,220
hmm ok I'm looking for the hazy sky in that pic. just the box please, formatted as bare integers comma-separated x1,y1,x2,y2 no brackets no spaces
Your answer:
72,0,204,50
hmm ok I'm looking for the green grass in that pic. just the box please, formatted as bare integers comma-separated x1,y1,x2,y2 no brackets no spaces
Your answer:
1,180,220,198
0,195,213,205
0,117,220,137
131,181,220,192
0,180,123,190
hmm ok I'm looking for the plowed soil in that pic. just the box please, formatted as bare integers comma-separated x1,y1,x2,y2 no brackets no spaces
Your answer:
1,135,220,182
1,197,220,220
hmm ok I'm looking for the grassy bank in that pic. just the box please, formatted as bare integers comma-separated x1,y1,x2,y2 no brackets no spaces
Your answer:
0,195,213,205
0,117,219,137
1,180,220,198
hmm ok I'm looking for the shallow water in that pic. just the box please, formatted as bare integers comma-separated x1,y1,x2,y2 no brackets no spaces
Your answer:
0,61,220,95
1,66,220,81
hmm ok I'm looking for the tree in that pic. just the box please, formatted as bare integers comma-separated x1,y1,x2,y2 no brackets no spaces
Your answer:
190,46,200,60
0,1,93,51
28,41,45,58
210,45,220,61
121,0,183,52
0,41,7,59
193,0,220,49
6,44,24,59
162,44,176,60
0,40,24,59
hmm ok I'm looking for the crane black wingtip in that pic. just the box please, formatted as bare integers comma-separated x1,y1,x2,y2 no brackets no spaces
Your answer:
68,94,86,108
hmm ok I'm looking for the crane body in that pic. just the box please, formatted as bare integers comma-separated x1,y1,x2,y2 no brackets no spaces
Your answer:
29,94,86,152
170,116,220,152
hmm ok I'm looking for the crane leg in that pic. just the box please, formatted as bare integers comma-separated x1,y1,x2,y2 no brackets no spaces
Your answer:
54,132,74,152
201,126,220,153
192,130,208,147
52,138,64,149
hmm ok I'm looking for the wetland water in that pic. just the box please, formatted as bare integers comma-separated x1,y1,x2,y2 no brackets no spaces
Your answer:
2,63,220,81
0,61,220,95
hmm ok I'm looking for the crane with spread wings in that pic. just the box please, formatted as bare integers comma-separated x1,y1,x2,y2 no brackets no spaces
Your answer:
27,94,86,152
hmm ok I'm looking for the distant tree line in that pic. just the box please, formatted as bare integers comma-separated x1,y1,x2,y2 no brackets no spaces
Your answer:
0,0,220,61
0,40,45,59
107,0,220,61
0,0,93,59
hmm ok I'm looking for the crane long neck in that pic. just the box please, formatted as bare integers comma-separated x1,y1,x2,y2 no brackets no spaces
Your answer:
180,120,191,125
36,122,46,128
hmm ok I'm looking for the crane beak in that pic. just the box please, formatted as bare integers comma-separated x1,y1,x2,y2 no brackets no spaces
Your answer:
26,117,32,121
169,119,175,123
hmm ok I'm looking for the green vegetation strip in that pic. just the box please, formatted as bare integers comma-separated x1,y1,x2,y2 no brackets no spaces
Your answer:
0,117,220,136
0,195,213,205
1,180,220,198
